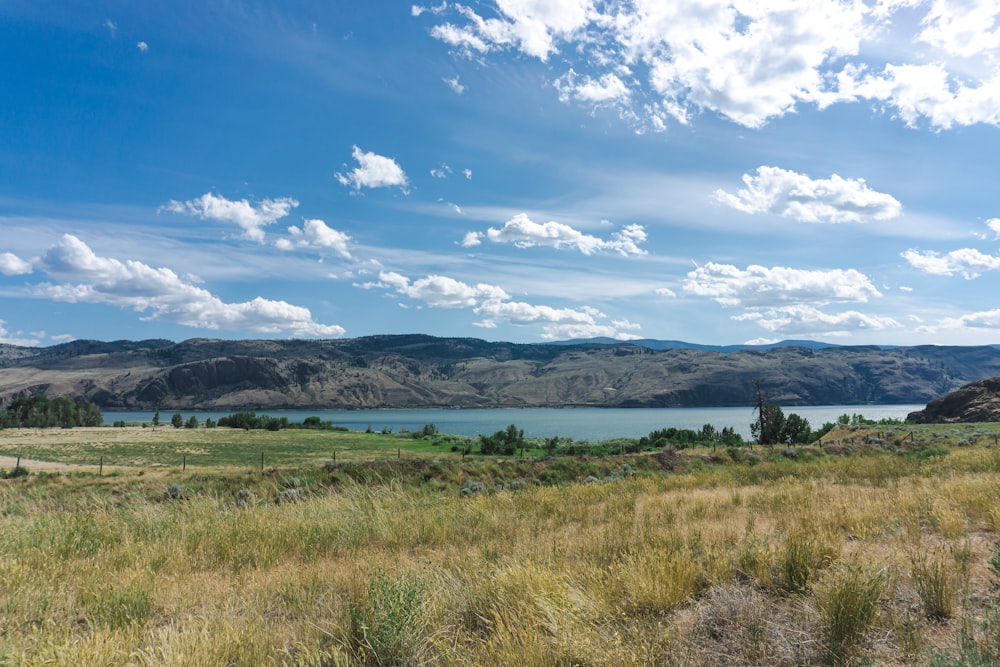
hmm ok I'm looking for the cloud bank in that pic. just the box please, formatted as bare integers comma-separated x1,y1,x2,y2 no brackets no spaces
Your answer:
35,234,344,338
419,0,1000,130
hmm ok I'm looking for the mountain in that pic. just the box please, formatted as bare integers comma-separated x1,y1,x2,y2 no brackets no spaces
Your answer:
906,377,1000,423
0,335,997,410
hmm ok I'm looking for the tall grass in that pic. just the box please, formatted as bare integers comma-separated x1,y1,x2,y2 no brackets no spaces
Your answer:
3,430,1000,664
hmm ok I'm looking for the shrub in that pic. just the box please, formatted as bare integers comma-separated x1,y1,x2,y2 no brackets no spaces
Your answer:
1,465,29,479
162,483,188,501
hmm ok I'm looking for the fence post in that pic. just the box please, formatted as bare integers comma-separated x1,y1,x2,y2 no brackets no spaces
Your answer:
397,448,401,459
99,455,103,476
261,451,264,471
333,451,336,465
182,455,186,473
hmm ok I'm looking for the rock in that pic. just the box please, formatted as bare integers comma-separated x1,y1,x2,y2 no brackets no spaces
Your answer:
907,377,1000,423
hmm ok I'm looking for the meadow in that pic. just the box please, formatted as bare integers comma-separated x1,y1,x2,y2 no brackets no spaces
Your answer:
2,422,1000,665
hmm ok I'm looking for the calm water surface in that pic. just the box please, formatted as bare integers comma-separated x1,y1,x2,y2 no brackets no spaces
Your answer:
105,405,923,441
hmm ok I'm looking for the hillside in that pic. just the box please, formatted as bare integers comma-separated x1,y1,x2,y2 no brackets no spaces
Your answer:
907,376,1000,423
0,335,998,410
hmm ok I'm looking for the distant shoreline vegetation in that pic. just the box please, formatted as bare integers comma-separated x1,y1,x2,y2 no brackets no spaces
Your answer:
0,396,103,428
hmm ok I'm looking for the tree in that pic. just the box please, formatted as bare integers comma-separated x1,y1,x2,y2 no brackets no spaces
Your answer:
185,415,199,429
171,412,184,428
480,423,524,455
751,403,786,446
152,410,160,427
782,413,812,445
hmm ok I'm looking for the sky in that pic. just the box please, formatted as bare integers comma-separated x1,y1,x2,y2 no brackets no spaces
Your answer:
1,1,1000,348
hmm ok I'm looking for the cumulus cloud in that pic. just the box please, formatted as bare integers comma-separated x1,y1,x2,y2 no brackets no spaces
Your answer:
136,41,148,52
463,168,473,180
358,268,638,340
104,19,117,36
420,1,1000,130
987,218,1000,239
34,234,344,337
941,309,1000,330
444,76,465,94
460,231,482,247
655,287,677,298
734,304,901,334
162,192,298,243
683,263,882,307
0,252,32,275
278,219,352,258
484,213,647,255
715,166,902,223
335,145,409,192
901,247,1000,279
371,271,509,308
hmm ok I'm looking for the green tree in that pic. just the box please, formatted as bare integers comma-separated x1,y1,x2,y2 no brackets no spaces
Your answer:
752,404,785,446
781,413,812,445
170,412,184,428
152,410,160,427
185,415,199,429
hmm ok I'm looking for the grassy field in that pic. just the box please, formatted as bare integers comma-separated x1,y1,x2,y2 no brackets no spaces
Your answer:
3,423,1000,665
0,425,465,470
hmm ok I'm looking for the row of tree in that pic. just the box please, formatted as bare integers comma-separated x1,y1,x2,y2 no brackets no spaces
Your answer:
0,396,103,429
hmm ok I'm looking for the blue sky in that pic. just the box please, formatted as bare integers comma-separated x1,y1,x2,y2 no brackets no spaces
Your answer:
2,1,1000,347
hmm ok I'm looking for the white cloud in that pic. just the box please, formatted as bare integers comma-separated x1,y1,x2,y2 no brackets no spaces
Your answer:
360,268,637,339
34,234,344,337
444,76,465,94
281,219,352,258
335,145,409,192
987,218,1000,239
734,305,901,334
430,163,452,178
901,247,1000,279
0,252,32,275
104,19,117,36
136,41,148,52
375,271,509,308
0,320,43,347
162,192,298,243
460,231,482,247
942,309,1000,330
683,263,882,307
484,213,647,255
555,69,630,104
463,168,473,180
845,63,1000,129
412,2,449,17
715,166,902,223
918,0,1000,58
423,1,1000,130
473,299,600,325
655,287,677,298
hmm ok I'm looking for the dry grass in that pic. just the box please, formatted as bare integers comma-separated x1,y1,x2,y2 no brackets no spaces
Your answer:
2,428,1000,664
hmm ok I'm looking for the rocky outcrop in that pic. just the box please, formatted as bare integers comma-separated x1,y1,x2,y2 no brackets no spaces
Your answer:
1,335,1000,410
907,377,1000,423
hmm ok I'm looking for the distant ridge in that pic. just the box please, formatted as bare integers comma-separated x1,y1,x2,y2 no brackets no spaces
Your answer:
547,337,850,352
2,334,1000,410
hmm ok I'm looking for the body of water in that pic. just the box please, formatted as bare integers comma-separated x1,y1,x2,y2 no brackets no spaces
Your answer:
104,405,923,441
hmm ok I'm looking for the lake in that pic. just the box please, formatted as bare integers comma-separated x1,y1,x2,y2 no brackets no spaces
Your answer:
104,405,923,441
